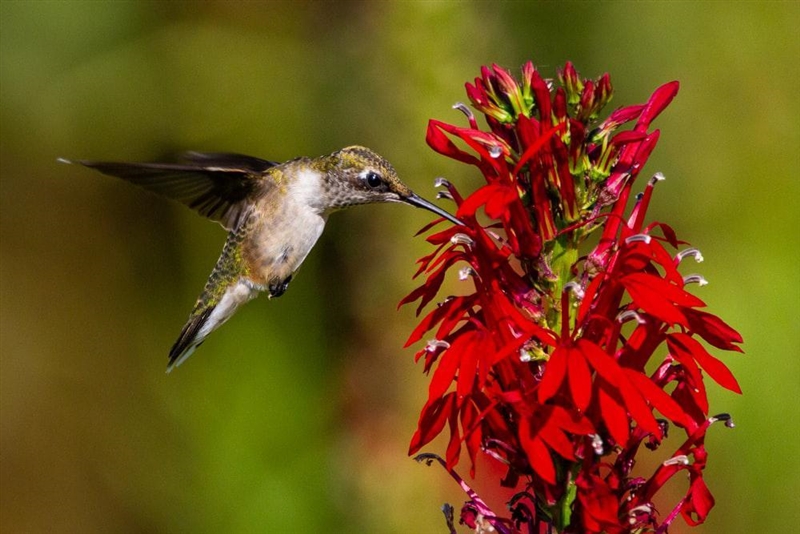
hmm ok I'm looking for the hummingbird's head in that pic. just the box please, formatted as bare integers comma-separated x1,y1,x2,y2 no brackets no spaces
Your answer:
323,145,462,225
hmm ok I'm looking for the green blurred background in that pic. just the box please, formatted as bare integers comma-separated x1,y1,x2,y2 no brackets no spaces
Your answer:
1,2,797,533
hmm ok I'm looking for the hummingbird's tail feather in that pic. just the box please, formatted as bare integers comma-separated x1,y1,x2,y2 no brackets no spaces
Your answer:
167,279,258,372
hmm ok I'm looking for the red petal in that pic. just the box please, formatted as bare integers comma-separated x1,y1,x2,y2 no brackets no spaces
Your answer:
568,346,593,411
425,226,459,245
598,383,630,446
649,239,684,286
538,345,569,403
577,475,623,532
460,401,482,477
428,345,461,402
530,68,552,121
445,409,461,468
426,120,481,166
683,308,744,352
484,185,518,219
414,217,447,237
404,295,471,347
580,340,660,435
539,424,576,462
457,184,496,217
435,297,475,341
631,129,660,169
512,121,567,176
624,272,705,307
601,103,645,129
524,434,556,484
670,333,742,394
577,339,622,386
577,274,604,324
407,260,455,316
624,369,692,428
682,475,715,526
611,130,648,146
672,381,708,425
621,272,700,325
552,405,595,435
456,339,479,401
636,81,679,131
666,334,708,404
409,392,456,454
412,242,446,278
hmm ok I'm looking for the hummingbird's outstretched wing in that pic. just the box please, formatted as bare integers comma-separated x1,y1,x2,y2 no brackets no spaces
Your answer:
68,153,279,230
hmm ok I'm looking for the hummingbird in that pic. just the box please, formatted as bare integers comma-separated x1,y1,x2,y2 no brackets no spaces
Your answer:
63,146,462,372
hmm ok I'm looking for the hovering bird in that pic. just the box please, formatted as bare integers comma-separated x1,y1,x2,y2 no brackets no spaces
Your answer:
63,146,462,371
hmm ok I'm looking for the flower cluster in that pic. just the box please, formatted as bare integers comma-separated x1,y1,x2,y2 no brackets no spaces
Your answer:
402,62,742,533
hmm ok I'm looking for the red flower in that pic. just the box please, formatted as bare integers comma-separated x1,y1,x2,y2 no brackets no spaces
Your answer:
403,61,742,533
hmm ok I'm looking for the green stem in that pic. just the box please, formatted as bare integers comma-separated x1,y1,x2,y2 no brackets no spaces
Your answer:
549,233,579,333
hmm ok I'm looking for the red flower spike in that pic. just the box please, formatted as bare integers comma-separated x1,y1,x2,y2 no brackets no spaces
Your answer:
404,60,741,534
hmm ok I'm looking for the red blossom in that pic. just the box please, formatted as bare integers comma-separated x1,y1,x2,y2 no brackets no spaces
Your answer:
403,61,742,533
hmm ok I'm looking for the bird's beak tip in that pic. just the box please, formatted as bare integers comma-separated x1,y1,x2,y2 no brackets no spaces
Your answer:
404,193,464,226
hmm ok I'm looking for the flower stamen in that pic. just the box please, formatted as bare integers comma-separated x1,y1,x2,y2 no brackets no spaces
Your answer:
662,455,690,467
617,309,647,324
683,273,708,286
450,233,474,246
676,247,704,264
625,234,652,245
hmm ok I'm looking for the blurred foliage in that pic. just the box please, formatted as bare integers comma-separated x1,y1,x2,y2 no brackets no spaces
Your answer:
1,2,797,533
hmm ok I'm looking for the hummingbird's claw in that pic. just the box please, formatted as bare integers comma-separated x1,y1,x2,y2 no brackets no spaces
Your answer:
268,276,292,298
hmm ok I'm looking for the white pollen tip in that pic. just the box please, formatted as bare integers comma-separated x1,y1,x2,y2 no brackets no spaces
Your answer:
434,177,451,189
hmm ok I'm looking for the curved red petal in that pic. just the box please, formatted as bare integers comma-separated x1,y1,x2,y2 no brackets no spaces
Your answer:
538,345,569,403
568,347,593,411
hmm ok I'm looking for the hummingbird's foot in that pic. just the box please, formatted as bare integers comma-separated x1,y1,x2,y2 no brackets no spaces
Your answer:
268,276,292,298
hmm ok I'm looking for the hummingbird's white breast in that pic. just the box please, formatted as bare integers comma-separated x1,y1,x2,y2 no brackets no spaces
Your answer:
244,167,328,288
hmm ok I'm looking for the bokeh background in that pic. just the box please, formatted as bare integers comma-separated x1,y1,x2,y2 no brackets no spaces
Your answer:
1,2,797,533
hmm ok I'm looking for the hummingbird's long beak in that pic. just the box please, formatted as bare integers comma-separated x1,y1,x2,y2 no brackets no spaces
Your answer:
403,193,465,226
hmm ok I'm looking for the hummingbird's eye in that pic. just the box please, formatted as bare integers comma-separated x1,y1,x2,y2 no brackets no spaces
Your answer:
365,171,383,189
